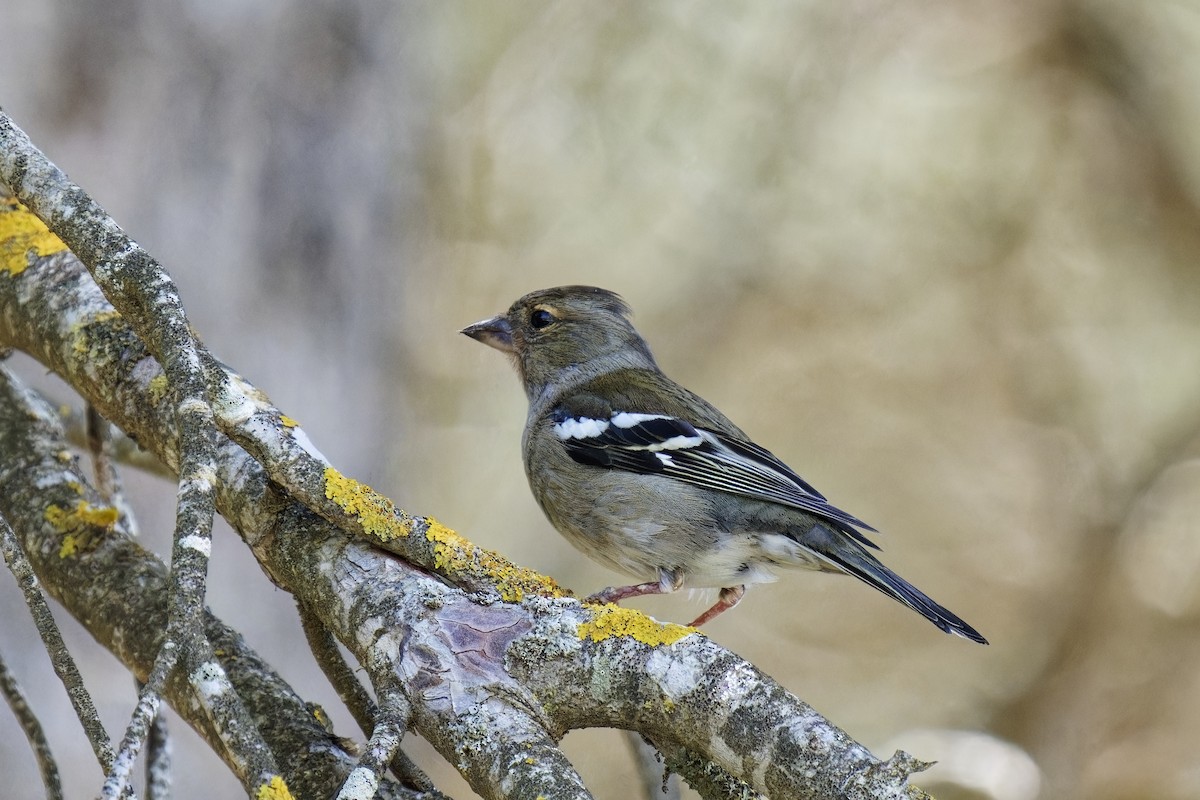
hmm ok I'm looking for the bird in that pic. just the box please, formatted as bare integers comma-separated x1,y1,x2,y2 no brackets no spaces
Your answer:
461,285,987,643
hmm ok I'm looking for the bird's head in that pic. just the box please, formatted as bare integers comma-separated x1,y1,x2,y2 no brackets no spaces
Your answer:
461,285,657,400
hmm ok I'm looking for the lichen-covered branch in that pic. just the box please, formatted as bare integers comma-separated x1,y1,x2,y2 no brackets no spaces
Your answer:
299,601,379,738
0,180,594,796
0,505,116,777
0,367,418,800
625,732,682,800
0,114,934,798
0,648,64,800
202,341,569,605
143,686,171,800
0,108,282,796
3,109,564,610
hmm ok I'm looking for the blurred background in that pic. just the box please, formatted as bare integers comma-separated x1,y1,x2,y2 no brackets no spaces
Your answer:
3,1,1200,798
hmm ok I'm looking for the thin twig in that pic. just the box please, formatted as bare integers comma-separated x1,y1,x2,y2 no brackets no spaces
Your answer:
0,509,116,773
0,650,63,800
144,680,172,800
63,404,172,478
0,108,283,796
86,403,141,537
336,713,403,800
299,600,378,736
86,404,119,500
300,609,442,796
375,687,441,795
625,732,681,800
302,601,445,789
102,684,165,799
0,367,407,798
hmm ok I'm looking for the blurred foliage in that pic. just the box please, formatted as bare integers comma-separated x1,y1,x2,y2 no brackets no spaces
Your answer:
4,1,1200,798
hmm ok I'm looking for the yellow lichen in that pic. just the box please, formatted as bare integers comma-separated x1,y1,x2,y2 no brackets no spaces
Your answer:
306,702,334,732
323,467,413,541
324,469,567,602
148,373,170,405
77,503,118,527
70,310,126,358
45,500,119,558
423,516,567,603
58,534,81,559
44,506,66,528
279,415,298,428
255,775,294,800
0,199,67,276
577,605,694,647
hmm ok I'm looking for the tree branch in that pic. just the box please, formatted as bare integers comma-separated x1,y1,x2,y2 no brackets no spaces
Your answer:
0,107,284,796
0,368,416,799
0,507,115,775
0,108,934,799
0,648,64,800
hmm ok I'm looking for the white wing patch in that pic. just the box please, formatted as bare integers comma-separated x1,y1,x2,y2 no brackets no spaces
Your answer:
553,416,610,440
611,412,703,451
646,433,704,451
611,412,666,428
555,412,704,452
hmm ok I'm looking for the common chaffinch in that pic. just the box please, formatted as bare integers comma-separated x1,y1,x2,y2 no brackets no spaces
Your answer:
462,285,986,643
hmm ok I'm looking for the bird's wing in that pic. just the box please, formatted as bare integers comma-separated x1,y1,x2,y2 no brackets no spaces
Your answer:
549,407,879,546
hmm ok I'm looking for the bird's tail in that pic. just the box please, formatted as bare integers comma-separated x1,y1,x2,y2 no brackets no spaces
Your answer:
807,525,988,644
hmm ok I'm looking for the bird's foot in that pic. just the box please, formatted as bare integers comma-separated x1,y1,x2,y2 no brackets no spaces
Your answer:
584,580,667,606
687,585,746,627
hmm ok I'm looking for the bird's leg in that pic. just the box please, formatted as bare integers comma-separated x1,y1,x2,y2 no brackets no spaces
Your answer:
687,585,746,627
584,567,683,606
584,581,666,605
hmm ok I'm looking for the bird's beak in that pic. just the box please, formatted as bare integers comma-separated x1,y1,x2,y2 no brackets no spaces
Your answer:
460,315,515,354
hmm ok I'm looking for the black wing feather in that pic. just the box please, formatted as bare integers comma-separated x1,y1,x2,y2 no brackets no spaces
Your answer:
553,409,879,547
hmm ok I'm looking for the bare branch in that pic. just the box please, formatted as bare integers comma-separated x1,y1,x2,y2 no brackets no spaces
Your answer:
101,685,163,799
625,731,681,800
0,649,64,800
64,404,172,479
300,605,446,796
299,599,378,737
143,682,172,800
0,110,936,799
337,711,403,800
0,108,284,795
0,507,115,775
375,687,443,796
0,368,417,799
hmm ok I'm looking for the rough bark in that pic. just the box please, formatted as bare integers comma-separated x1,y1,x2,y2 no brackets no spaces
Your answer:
0,110,932,799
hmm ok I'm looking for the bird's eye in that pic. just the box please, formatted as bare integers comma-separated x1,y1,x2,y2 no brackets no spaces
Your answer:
530,309,556,329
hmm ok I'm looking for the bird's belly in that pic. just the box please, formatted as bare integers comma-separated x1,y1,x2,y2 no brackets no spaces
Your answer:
529,466,822,587
533,471,702,580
